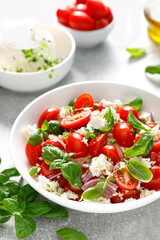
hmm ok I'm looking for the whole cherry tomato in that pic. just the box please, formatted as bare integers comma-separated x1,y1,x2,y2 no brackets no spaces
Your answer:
86,0,108,19
74,93,94,109
39,161,61,178
43,136,65,150
66,132,88,158
60,110,90,129
76,0,86,4
113,166,139,190
25,142,42,166
89,133,107,157
116,105,139,121
38,107,60,128
101,145,120,164
94,18,109,29
69,11,94,30
141,166,160,190
71,4,88,13
56,8,71,26
113,123,135,147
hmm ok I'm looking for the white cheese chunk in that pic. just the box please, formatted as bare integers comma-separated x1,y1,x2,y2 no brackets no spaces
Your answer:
90,154,113,177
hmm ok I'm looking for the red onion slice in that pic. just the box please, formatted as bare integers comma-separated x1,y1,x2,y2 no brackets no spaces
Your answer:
82,178,102,191
111,143,124,160
103,181,118,199
82,170,93,183
150,111,155,122
47,172,62,181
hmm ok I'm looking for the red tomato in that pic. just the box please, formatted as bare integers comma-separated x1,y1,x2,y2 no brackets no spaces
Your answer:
69,11,94,30
38,107,60,128
39,161,61,178
25,142,42,166
94,18,109,29
66,132,88,158
105,6,113,23
89,133,107,157
116,106,139,121
86,0,108,19
72,4,88,13
101,145,120,164
141,166,160,190
74,93,94,109
76,0,86,4
57,176,67,188
111,189,140,203
147,123,160,129
151,140,160,153
60,110,90,129
67,181,83,194
113,123,135,148
56,8,71,26
93,102,104,111
43,136,65,150
113,167,139,190
149,152,160,165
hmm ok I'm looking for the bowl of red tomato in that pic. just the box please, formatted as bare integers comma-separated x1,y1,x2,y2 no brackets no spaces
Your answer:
10,81,160,213
56,0,114,48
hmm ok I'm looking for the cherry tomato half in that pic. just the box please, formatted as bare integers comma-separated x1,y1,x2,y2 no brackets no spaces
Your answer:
60,110,91,129
38,107,60,128
86,0,108,19
94,18,109,29
43,136,65,150
141,166,160,190
67,181,83,194
56,8,71,26
66,132,88,158
113,166,139,190
89,133,107,157
113,123,135,148
147,123,160,129
39,161,61,178
101,145,120,164
74,93,94,109
69,11,94,30
25,142,42,166
111,189,140,203
116,105,139,121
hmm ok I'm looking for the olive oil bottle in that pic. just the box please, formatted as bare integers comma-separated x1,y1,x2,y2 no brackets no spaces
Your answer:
144,0,160,44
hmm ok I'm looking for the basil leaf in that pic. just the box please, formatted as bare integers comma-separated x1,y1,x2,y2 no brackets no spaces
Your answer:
127,160,153,182
1,167,20,178
127,110,151,131
41,120,49,132
125,97,143,111
0,184,10,202
61,162,82,189
50,159,67,170
126,48,146,58
41,205,68,218
18,184,38,206
81,181,107,200
57,228,88,240
145,64,160,74
62,132,71,140
64,153,76,161
15,213,36,239
1,198,20,213
29,166,39,177
23,201,53,217
3,180,21,197
48,120,64,135
124,133,153,157
0,174,9,183
28,129,44,146
42,145,64,161
101,107,114,133
68,98,76,107
0,206,11,224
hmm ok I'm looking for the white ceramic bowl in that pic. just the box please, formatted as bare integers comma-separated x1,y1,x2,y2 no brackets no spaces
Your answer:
0,25,76,92
58,20,114,48
10,81,160,213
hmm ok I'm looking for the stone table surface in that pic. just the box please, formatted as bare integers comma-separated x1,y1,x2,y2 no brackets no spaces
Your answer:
0,0,160,239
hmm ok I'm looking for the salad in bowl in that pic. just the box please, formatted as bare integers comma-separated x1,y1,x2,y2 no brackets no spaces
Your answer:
22,92,160,204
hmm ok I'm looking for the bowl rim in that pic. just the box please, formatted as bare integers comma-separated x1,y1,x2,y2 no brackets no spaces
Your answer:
0,24,76,76
10,81,160,213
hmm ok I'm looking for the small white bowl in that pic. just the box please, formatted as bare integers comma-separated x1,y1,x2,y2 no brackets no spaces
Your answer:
10,81,160,213
0,25,76,92
58,20,114,48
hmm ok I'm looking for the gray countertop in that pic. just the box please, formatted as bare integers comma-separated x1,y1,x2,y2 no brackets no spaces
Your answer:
0,0,160,239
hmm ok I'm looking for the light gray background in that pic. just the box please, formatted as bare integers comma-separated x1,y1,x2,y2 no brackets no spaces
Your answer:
0,0,160,239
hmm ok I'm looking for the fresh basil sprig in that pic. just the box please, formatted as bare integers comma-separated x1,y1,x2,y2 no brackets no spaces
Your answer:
101,107,114,133
42,145,81,189
81,181,107,200
126,48,146,58
127,110,151,131
126,160,153,182
124,97,143,111
57,228,88,240
124,132,153,157
145,64,160,74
